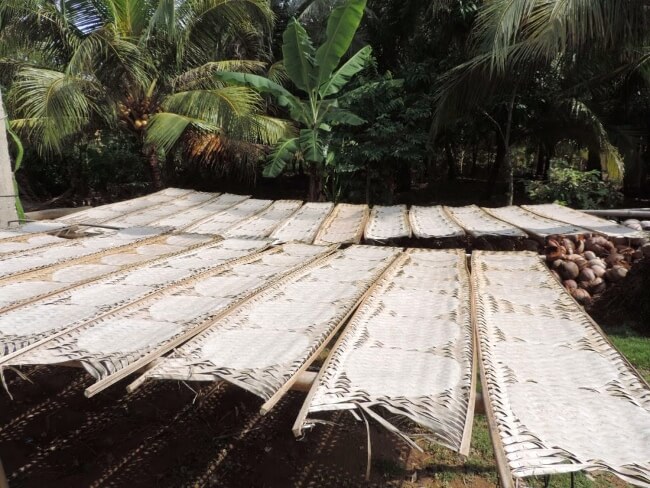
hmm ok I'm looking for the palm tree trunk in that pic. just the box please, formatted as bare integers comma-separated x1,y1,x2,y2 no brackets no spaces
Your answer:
486,135,505,199
503,87,517,206
146,147,163,190
470,142,479,176
445,143,457,180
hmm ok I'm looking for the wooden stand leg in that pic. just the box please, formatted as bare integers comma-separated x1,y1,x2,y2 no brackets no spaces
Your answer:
0,457,9,488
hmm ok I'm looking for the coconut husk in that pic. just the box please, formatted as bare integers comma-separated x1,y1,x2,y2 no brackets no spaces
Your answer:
589,257,650,336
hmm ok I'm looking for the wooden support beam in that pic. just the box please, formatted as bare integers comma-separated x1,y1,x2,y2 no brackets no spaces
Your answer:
0,89,18,228
0,456,9,488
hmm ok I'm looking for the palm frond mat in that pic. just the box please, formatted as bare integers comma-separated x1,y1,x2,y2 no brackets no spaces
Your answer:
473,251,650,487
296,249,474,455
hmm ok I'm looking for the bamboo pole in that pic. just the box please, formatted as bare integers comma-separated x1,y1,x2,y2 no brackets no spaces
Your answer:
0,90,18,228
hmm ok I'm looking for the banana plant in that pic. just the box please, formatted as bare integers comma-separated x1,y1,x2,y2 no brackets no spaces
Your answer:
216,0,371,200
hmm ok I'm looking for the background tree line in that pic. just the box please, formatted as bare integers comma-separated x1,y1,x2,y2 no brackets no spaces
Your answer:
0,0,648,209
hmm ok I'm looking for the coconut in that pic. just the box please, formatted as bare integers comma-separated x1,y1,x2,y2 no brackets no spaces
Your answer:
588,258,604,268
605,253,624,266
571,288,591,304
578,268,595,282
589,277,606,294
583,251,597,261
591,265,606,278
585,238,606,256
642,243,650,258
624,219,643,231
558,261,580,280
563,280,578,291
605,266,628,283
562,238,575,254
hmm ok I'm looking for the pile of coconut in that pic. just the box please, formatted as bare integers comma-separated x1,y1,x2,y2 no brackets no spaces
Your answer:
546,234,650,304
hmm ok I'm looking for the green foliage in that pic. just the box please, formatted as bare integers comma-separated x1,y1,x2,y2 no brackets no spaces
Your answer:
221,0,370,199
21,131,149,200
1,0,284,189
329,71,431,203
525,159,623,209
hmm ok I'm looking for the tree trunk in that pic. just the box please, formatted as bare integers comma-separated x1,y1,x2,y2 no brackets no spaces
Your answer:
308,165,322,202
445,143,457,181
146,147,163,190
535,144,545,178
365,163,371,205
0,90,18,228
395,161,411,193
470,143,479,176
486,135,505,199
587,144,602,174
503,88,517,206
543,143,553,179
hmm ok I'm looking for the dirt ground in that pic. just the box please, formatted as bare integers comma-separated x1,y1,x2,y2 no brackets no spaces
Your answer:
0,365,494,488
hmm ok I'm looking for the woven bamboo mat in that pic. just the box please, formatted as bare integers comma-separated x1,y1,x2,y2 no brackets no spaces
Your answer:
444,205,528,238
0,233,66,255
55,188,193,225
523,203,647,239
364,205,411,242
482,205,590,240
0,233,215,312
0,227,170,280
297,248,475,454
184,199,273,235
313,204,370,245
5,244,330,393
225,200,303,238
101,191,218,228
270,202,334,244
408,205,465,239
0,238,270,358
472,251,650,487
149,193,250,229
142,246,400,405
0,221,69,243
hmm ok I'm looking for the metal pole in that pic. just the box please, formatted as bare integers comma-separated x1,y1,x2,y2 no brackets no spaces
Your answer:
582,209,650,219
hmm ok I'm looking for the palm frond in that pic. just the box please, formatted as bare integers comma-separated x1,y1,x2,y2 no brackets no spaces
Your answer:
176,0,273,65
10,67,103,154
146,111,222,153
172,60,267,90
268,60,289,85
66,23,153,90
473,0,647,73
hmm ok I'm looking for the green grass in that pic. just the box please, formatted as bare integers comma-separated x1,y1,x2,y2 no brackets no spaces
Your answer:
406,325,648,487
608,327,650,383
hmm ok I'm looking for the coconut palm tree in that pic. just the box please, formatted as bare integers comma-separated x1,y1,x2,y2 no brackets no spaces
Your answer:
0,0,293,189
431,0,649,203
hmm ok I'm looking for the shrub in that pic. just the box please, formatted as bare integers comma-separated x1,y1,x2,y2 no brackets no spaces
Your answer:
525,159,623,209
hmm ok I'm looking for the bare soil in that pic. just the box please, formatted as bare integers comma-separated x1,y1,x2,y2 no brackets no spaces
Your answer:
0,366,483,488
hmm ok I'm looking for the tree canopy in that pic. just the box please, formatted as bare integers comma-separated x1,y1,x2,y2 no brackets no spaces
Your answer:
1,0,648,205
